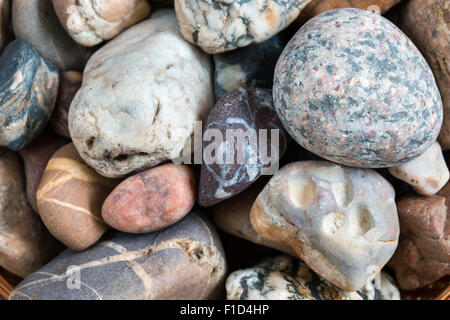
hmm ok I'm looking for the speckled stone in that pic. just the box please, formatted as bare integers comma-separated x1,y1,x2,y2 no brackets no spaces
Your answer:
274,8,443,168
12,0,91,71
9,212,227,300
0,0,11,52
69,9,213,178
389,142,449,196
250,161,399,291
174,0,312,54
214,34,287,100
388,193,449,290
0,40,59,151
226,255,400,300
198,87,287,207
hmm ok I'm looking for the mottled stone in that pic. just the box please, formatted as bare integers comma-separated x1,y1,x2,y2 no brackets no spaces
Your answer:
389,142,449,196
19,131,68,213
214,34,287,100
227,255,400,300
102,164,196,233
389,193,449,290
250,161,399,291
69,10,213,178
50,71,82,138
199,87,287,207
212,179,296,256
0,0,11,52
12,0,91,71
10,212,227,300
52,0,151,47
174,0,312,54
37,143,119,251
274,8,443,168
395,0,450,150
0,39,59,151
0,148,62,278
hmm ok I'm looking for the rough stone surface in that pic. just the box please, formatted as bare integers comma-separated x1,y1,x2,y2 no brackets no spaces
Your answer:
389,142,449,196
12,0,91,71
250,161,399,291
389,193,449,290
102,164,196,233
9,212,227,300
19,131,68,213
0,39,59,151
52,0,151,47
274,8,443,168
69,10,214,178
37,143,119,251
226,255,400,300
212,179,296,256
199,88,287,207
0,0,10,52
214,34,287,100
50,71,82,138
0,148,62,278
174,0,312,54
395,0,450,150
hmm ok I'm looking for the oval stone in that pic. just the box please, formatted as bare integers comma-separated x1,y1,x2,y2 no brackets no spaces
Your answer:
273,8,443,168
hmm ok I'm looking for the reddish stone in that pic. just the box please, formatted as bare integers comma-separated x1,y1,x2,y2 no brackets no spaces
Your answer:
102,163,196,233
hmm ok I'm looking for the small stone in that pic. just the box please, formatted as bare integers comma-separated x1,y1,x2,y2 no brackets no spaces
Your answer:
226,255,400,300
10,212,227,300
388,193,449,290
395,0,450,150
198,87,287,207
0,148,62,278
389,142,449,196
174,0,312,54
0,0,11,52
212,179,296,256
213,34,287,100
0,39,59,151
36,143,119,251
19,130,68,213
250,161,399,291
49,71,82,138
69,9,214,178
52,0,151,47
12,0,91,71
274,8,443,168
102,163,196,233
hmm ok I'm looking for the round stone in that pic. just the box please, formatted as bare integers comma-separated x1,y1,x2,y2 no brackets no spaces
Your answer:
273,8,443,168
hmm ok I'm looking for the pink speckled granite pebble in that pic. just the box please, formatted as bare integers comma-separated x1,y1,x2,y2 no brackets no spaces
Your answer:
273,8,443,168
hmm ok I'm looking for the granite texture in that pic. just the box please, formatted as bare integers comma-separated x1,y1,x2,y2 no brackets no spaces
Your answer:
9,212,227,300
274,8,443,168
0,39,59,151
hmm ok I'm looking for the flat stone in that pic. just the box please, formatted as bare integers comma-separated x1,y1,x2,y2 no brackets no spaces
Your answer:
274,8,443,168
198,87,287,207
389,142,449,196
174,0,312,54
250,161,399,291
49,71,82,138
0,148,62,278
37,143,119,251
0,0,11,52
9,212,227,300
12,0,91,71
102,163,196,233
0,39,59,151
69,9,214,178
226,255,400,300
213,34,287,100
389,193,449,290
18,130,68,213
52,0,151,47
